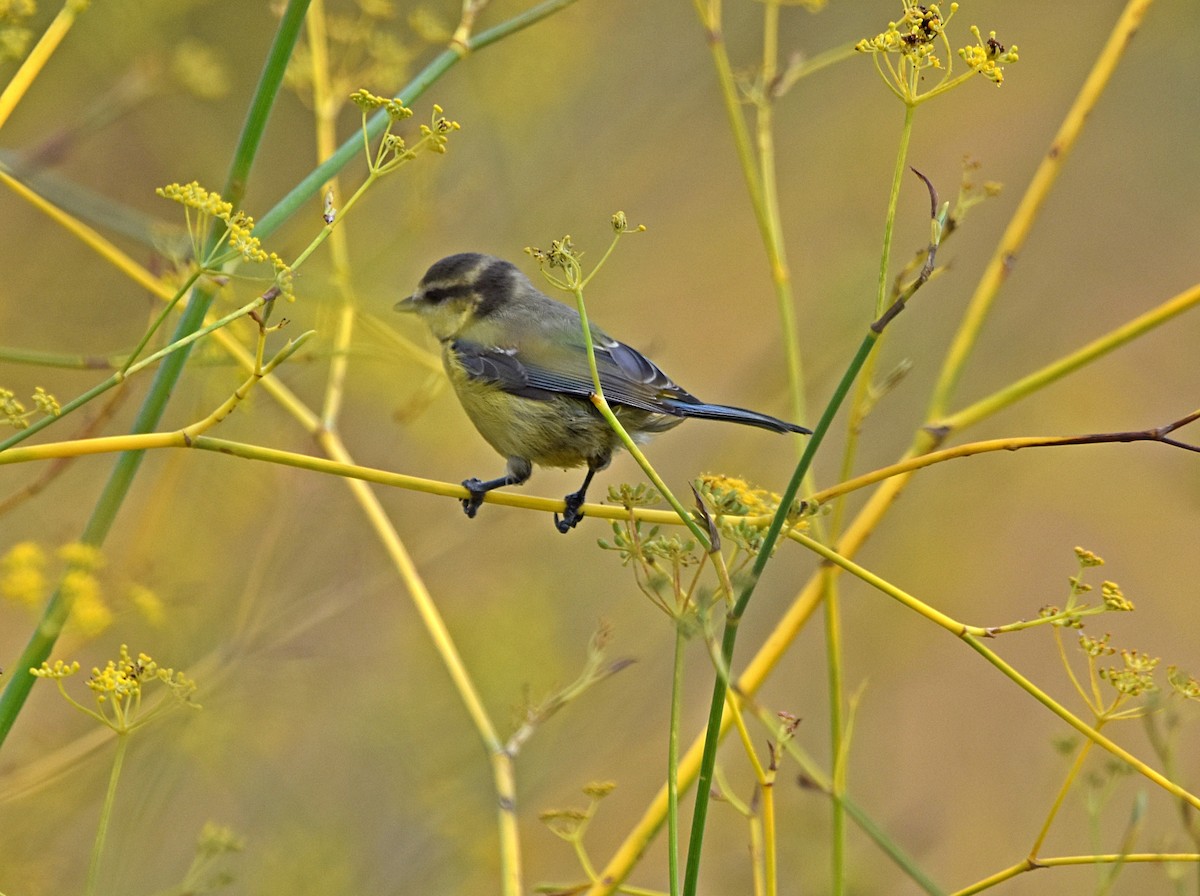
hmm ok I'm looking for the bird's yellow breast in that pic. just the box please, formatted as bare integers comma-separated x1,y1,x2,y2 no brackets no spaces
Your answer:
442,346,622,468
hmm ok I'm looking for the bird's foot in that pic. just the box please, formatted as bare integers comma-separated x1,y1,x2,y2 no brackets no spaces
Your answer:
461,478,487,519
554,490,587,534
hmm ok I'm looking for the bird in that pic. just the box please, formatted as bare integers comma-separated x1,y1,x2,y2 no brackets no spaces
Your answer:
395,252,810,533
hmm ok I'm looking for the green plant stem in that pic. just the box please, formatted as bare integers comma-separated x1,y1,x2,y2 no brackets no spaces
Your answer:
875,105,914,317
254,0,581,243
0,0,308,752
85,732,129,896
0,346,131,370
682,329,877,896
667,622,686,896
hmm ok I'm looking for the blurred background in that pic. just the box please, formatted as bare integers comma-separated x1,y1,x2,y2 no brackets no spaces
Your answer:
2,1,1199,893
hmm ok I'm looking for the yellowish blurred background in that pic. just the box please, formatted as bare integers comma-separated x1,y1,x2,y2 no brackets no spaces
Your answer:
2,1,1199,893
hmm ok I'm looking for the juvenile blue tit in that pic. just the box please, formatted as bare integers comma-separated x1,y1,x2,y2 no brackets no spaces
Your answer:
396,253,810,533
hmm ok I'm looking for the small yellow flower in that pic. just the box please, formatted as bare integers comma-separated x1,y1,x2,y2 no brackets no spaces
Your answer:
696,473,781,517
539,808,589,838
958,25,1018,85
1074,546,1105,567
1099,648,1159,697
32,386,60,417
1100,580,1134,612
1078,632,1114,658
582,781,616,799
86,645,199,729
1,540,48,606
128,584,166,626
31,659,81,680
349,88,412,122
57,541,106,571
1,387,27,428
1167,666,1200,702
0,0,36,63
172,40,231,101
157,181,234,220
65,571,113,637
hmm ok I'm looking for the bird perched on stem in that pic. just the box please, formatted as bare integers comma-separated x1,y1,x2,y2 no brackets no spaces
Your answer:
396,253,810,533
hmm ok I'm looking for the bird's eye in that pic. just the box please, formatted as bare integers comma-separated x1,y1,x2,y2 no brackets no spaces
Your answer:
419,284,471,305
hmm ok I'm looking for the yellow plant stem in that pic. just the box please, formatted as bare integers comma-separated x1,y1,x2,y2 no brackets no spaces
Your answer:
321,427,523,896
180,333,313,441
926,0,1155,419
965,635,1199,810
823,571,847,881
951,855,1200,896
756,1,805,428
273,9,521,879
0,163,328,434
792,531,987,635
809,405,1200,506
726,692,778,896
1028,737,1095,860
0,167,171,298
303,0,358,432
794,530,1200,809
667,623,686,896
934,280,1200,434
0,0,89,131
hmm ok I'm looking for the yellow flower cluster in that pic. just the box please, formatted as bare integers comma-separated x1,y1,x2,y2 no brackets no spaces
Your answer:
419,103,460,154
33,645,198,732
1100,580,1134,612
856,2,955,67
1,386,60,429
1100,648,1159,697
856,2,1018,102
958,25,1019,85
157,180,233,219
0,540,46,606
350,87,413,122
0,0,36,63
1,539,163,636
156,182,295,300
696,473,783,518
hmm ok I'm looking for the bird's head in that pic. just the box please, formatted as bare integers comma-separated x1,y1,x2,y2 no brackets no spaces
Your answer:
395,253,520,342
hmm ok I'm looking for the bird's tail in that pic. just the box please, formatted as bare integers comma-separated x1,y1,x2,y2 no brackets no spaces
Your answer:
658,399,811,435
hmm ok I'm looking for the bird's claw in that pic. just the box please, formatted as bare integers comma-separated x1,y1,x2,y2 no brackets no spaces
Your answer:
554,491,587,534
461,478,487,519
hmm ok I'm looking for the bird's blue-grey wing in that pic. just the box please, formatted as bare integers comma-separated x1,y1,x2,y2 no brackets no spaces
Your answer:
450,334,694,416
449,339,561,401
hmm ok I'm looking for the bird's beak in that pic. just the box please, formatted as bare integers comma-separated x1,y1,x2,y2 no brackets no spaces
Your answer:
394,294,417,313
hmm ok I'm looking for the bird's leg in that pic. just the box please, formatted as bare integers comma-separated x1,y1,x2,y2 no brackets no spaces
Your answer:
555,467,598,534
461,457,531,519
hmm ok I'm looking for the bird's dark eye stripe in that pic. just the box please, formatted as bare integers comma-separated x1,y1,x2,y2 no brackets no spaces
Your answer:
420,283,474,304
